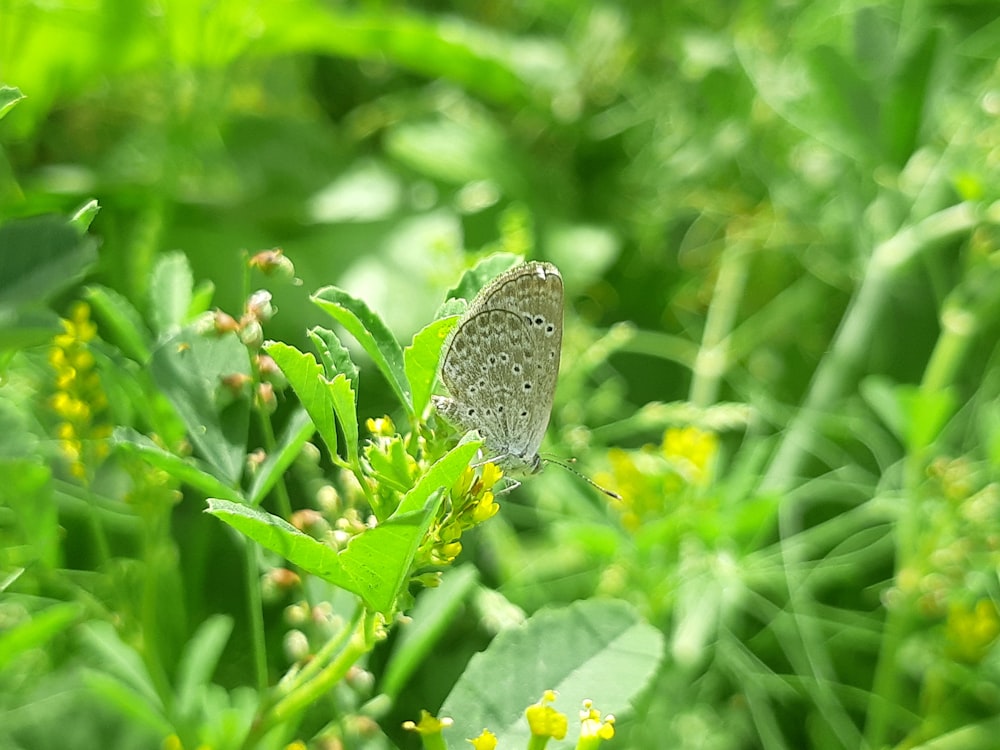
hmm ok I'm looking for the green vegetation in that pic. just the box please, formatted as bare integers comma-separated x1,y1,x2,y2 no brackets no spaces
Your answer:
3,2,1000,749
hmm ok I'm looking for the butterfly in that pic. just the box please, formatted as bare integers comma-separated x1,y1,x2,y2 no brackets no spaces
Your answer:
433,261,619,498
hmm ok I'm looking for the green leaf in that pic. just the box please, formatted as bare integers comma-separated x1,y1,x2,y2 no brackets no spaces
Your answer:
0,215,99,311
149,251,194,337
0,602,83,671
0,86,25,120
174,615,233,723
206,497,437,614
337,500,439,615
206,498,354,587
446,253,522,302
441,599,665,746
70,199,101,232
83,670,174,737
308,326,360,388
365,437,416,497
404,315,459,417
85,284,152,362
330,373,359,468
0,460,59,567
881,28,939,167
78,621,164,710
190,279,216,318
0,309,60,352
247,407,315,506
148,331,251,486
395,437,482,517
380,565,480,699
312,286,411,414
860,376,907,442
112,427,244,501
264,342,340,462
261,9,540,108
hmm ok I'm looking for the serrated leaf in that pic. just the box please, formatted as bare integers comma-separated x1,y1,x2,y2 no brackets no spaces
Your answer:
148,332,250,486
308,326,359,388
248,408,316,506
150,251,194,337
112,427,244,501
312,286,411,414
264,342,339,461
206,497,436,614
85,284,152,362
404,315,459,417
337,501,439,615
441,599,665,746
330,372,359,467
206,498,353,587
0,215,99,310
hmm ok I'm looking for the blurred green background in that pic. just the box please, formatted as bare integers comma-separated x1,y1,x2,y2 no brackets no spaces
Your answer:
5,0,1000,748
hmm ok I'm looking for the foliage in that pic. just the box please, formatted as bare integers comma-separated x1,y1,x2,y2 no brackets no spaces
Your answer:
4,1,1000,749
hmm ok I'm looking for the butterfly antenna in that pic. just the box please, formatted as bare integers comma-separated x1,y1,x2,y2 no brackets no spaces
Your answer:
542,457,622,500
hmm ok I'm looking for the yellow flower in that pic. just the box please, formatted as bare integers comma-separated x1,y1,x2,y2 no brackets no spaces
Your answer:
367,415,397,437
48,302,110,480
471,492,499,523
662,426,718,485
403,710,453,750
525,690,567,741
478,462,503,492
467,729,498,750
945,599,1000,664
578,700,615,748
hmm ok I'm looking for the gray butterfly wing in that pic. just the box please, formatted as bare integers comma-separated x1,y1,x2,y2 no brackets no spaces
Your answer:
437,262,563,469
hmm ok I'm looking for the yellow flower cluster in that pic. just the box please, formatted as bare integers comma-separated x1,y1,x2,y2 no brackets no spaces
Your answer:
945,599,1000,664
424,462,502,566
596,426,719,531
404,693,614,749
48,302,111,479
362,417,502,571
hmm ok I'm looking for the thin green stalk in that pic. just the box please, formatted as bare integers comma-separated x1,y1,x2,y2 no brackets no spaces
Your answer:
761,201,981,494
254,405,293,518
865,294,981,748
760,201,983,749
243,537,269,693
244,607,373,747
280,605,362,695
690,238,751,408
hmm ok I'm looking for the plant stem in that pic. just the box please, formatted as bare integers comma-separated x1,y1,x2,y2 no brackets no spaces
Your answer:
864,289,982,747
691,237,751,408
243,537,269,693
761,201,981,494
244,607,372,747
